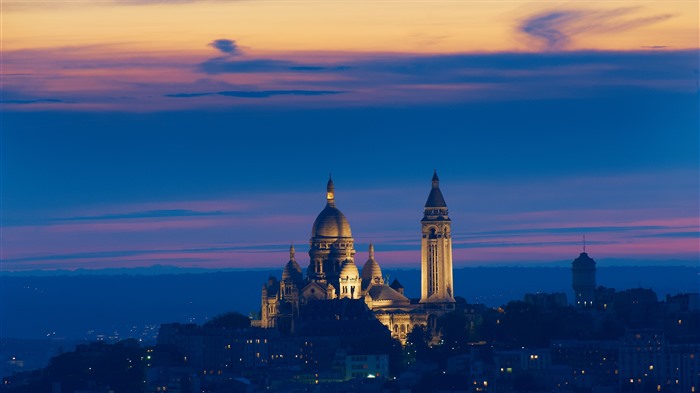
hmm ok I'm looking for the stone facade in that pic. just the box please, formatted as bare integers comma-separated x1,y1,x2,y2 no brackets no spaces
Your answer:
258,173,456,343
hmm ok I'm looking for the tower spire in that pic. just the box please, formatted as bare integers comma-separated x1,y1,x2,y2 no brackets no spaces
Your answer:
432,169,439,188
369,242,374,259
326,174,335,206
583,234,586,253
290,244,296,260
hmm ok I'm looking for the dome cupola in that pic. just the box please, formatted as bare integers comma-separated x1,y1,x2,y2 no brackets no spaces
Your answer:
311,176,352,238
281,244,303,283
361,243,383,289
339,258,359,279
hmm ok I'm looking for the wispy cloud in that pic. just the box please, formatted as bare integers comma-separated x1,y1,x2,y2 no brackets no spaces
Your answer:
521,8,674,50
166,90,344,99
1,242,291,264
3,41,696,111
58,209,235,221
198,57,349,74
632,231,699,239
208,39,241,56
2,170,698,271
0,98,65,105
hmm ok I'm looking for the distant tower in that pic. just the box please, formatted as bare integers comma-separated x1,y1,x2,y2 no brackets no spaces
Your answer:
420,171,455,304
572,239,596,307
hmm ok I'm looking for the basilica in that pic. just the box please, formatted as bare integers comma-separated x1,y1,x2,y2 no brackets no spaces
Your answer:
256,172,457,343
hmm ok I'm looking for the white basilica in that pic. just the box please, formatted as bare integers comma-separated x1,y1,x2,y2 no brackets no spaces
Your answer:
256,172,456,343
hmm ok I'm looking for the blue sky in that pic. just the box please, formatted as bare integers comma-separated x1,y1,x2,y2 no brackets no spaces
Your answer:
1,1,699,271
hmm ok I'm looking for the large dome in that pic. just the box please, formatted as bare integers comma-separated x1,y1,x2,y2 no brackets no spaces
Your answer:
311,177,352,239
312,205,352,238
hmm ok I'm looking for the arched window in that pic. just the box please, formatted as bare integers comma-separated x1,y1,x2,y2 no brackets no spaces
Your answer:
429,227,437,239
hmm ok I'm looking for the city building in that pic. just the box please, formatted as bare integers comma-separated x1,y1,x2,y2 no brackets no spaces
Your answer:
572,248,597,308
257,172,457,343
550,339,619,389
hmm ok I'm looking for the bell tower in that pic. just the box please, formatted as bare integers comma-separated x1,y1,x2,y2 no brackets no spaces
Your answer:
420,171,455,304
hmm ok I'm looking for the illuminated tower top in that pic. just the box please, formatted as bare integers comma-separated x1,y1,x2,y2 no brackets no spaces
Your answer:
424,170,448,209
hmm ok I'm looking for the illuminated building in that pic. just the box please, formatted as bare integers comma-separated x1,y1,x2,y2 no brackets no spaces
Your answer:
345,354,389,380
420,171,456,306
258,172,457,342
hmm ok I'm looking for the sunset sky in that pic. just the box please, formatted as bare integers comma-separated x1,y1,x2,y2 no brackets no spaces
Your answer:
2,0,698,271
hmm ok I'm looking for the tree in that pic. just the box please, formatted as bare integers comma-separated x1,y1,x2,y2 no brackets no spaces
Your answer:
406,325,431,363
203,311,251,329
437,311,470,354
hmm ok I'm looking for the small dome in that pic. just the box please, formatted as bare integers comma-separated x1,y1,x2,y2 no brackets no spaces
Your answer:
361,259,382,282
282,260,302,282
361,243,383,287
282,245,302,282
339,259,359,278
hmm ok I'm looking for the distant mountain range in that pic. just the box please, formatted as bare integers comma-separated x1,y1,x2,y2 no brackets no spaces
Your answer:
1,265,698,340
2,259,697,276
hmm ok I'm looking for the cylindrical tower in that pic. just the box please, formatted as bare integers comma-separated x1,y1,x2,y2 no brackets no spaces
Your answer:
572,251,596,307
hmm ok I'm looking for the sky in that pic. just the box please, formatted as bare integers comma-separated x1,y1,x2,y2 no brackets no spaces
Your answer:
1,0,699,272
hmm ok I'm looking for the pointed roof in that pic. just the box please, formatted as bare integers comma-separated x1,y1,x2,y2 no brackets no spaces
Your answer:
424,170,447,208
368,284,410,303
326,174,335,207
390,278,404,290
